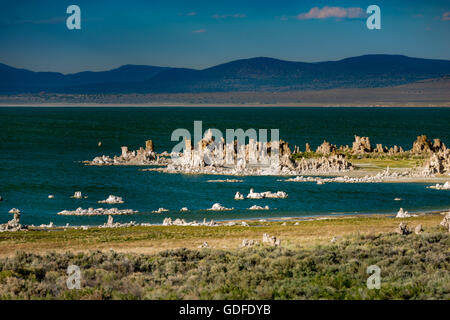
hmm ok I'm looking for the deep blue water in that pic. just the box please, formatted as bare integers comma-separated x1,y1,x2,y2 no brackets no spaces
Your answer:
0,107,449,226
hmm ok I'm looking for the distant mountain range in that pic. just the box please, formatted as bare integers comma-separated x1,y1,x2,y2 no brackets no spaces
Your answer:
1,54,450,94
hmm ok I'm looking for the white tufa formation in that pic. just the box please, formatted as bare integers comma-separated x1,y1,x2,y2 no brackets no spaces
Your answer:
162,217,217,226
98,195,124,204
58,207,137,216
248,205,269,210
246,188,288,199
152,208,169,213
87,140,164,166
72,191,83,199
262,233,281,246
428,182,450,190
440,212,450,233
165,131,353,176
207,203,234,211
395,208,418,218
0,208,24,232
234,192,244,200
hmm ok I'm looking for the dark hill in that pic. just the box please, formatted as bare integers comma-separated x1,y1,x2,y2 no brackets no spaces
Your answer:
1,55,449,93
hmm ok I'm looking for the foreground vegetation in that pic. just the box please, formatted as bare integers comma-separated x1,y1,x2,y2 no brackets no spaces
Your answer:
0,228,448,300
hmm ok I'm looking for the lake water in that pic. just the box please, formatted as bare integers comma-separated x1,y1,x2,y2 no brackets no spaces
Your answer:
0,107,449,226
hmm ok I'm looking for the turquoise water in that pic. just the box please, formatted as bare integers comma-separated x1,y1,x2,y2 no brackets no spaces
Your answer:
0,107,449,226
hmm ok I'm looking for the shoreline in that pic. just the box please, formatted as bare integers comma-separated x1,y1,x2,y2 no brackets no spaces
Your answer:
0,210,447,258
21,206,450,229
1,103,450,107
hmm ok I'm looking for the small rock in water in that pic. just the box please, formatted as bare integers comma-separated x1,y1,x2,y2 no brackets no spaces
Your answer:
0,196,3,201
428,181,450,190
248,205,269,210
98,195,124,204
152,208,169,213
180,207,189,212
48,195,54,199
207,203,233,211
394,198,402,201
234,192,244,200
98,141,102,147
72,191,84,199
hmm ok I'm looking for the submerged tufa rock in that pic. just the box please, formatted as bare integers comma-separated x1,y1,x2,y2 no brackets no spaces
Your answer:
207,203,233,211
58,207,137,216
234,192,244,200
98,195,124,204
72,191,83,199
248,205,269,210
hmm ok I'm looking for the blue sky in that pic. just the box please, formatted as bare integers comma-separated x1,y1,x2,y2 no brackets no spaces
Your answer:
0,0,449,73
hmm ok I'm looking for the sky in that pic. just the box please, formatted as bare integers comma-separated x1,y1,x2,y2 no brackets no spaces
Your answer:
0,0,449,73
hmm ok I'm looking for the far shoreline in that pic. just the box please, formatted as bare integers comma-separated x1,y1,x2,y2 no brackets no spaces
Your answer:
1,103,450,107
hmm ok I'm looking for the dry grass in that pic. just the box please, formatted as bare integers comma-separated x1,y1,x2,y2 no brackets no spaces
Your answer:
0,214,444,257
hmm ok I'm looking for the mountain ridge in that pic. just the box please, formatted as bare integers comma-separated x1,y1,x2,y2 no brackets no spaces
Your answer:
1,54,450,94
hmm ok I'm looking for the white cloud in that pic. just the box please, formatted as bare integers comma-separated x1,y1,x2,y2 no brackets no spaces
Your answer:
178,12,197,17
442,12,450,21
296,6,366,20
212,13,247,19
